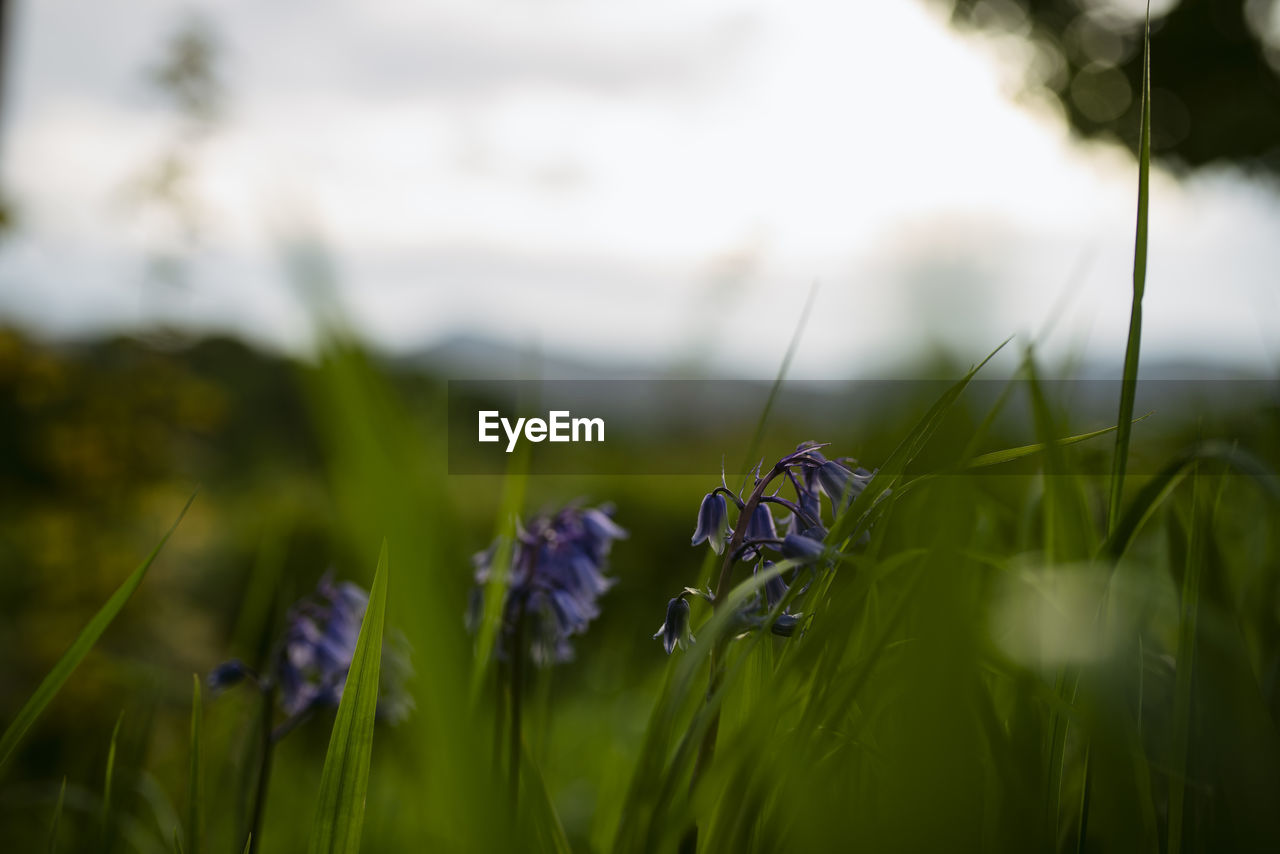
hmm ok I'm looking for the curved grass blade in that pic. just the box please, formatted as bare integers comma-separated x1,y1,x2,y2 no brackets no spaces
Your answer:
1103,441,1279,562
964,418,1143,470
48,776,67,854
1107,2,1152,535
308,539,389,854
827,336,1011,547
187,675,204,854
0,490,197,777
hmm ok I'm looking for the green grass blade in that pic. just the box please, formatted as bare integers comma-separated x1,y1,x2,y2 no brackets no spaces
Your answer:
1168,469,1203,854
186,675,205,854
309,538,389,854
519,738,573,854
48,776,67,854
964,418,1143,470
827,336,1011,547
1103,441,1279,562
0,490,196,777
735,281,817,482
469,443,529,704
102,711,124,847
1107,4,1152,534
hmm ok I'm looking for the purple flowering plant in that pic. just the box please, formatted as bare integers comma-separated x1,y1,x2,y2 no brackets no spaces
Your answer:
655,441,875,654
209,572,412,733
208,571,411,852
469,502,627,666
468,501,626,807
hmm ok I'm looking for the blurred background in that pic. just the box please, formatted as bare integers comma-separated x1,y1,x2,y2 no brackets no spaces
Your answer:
2,0,1280,850
1,0,1278,374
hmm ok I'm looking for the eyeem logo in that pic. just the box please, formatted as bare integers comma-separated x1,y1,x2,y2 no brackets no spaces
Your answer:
478,410,605,453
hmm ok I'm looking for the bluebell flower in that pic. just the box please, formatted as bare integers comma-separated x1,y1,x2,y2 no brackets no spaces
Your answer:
276,573,369,716
817,459,874,518
755,560,789,610
659,441,876,654
653,597,694,654
208,659,250,691
691,492,729,554
780,533,825,563
472,502,626,666
209,572,413,738
770,613,803,637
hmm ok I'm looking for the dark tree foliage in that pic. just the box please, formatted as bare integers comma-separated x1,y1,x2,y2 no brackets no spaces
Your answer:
937,0,1280,171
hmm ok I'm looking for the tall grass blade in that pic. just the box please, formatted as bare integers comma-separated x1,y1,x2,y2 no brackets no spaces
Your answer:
0,490,197,776
308,539,389,854
187,675,205,854
520,739,573,854
469,443,529,704
1167,469,1203,854
1107,3,1152,534
47,776,66,854
102,711,124,848
735,281,817,481
827,336,1011,547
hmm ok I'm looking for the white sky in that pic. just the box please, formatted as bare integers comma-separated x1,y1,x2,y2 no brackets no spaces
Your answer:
1,0,1278,377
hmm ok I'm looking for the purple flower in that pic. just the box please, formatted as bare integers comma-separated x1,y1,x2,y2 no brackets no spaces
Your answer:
209,572,413,737
781,533,825,564
691,492,730,554
755,561,789,610
653,597,694,654
472,502,626,666
817,460,874,517
208,659,250,691
275,574,369,716
658,441,876,654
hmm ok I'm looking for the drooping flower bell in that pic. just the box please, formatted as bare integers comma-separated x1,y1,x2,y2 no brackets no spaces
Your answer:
653,597,694,654
471,502,626,666
691,492,729,554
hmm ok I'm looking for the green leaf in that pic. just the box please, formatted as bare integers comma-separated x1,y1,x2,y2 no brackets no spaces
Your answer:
309,539,389,854
0,490,197,777
1107,3,1152,534
187,675,205,854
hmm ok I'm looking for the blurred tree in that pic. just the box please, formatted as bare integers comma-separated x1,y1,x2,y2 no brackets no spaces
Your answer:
934,0,1280,170
0,0,15,234
124,13,226,289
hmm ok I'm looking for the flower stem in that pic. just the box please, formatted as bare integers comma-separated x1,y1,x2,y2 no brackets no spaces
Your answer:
246,686,276,854
684,460,791,851
508,603,528,812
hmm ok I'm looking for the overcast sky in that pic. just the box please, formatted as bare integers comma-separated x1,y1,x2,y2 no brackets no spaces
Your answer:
2,0,1278,377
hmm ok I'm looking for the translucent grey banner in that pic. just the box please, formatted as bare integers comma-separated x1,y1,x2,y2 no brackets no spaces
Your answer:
446,379,1280,475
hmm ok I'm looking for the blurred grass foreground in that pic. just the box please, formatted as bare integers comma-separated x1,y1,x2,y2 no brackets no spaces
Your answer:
5,24,1280,854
